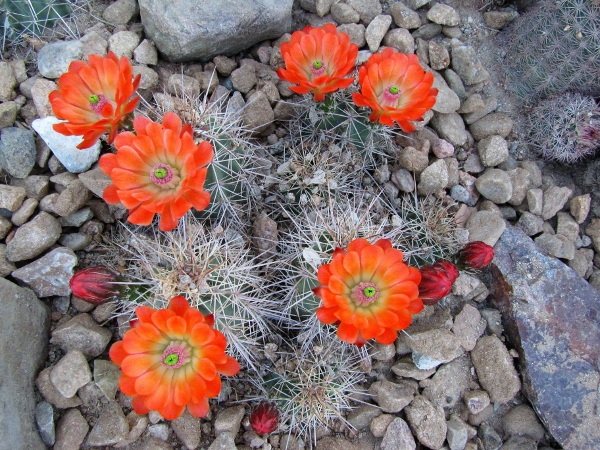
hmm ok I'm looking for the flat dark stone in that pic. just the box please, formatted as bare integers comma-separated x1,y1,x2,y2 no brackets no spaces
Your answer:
490,226,600,449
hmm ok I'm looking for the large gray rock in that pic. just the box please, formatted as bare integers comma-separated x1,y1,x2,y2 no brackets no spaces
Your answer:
139,0,293,62
490,225,600,448
6,212,62,262
37,40,83,79
0,127,36,178
0,278,50,450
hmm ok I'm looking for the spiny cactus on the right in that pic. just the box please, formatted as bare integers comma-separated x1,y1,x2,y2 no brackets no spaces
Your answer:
505,0,600,103
526,92,600,163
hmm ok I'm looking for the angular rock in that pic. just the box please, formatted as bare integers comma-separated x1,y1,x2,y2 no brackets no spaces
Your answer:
390,2,420,29
428,40,450,70
542,186,572,220
172,409,202,449
54,408,89,450
337,23,366,47
403,329,464,368
35,401,55,447
423,356,472,409
214,405,245,436
483,11,517,30
469,113,513,141
331,2,360,23
0,244,16,276
0,278,50,450
108,31,140,59
446,415,469,450
500,436,537,450
346,403,382,431
103,0,139,25
479,423,503,450
0,184,26,211
451,42,489,85
366,15,392,52
452,304,486,351
417,159,448,195
0,62,17,101
31,78,57,118
0,127,36,178
478,135,508,167
381,418,416,450
242,91,274,135
50,350,92,398
139,0,293,62
12,247,77,297
397,146,428,173
463,390,490,415
427,3,460,26
6,212,61,262
570,194,591,224
0,101,18,128
392,356,436,380
430,112,467,146
86,401,129,447
94,359,121,401
507,167,531,206
405,395,447,450
37,40,83,79
32,117,101,172
383,28,415,55
346,0,382,24
36,367,82,409
369,379,418,413
54,179,93,217
466,210,506,246
50,313,112,359
471,335,521,404
114,411,148,448
556,212,579,242
502,404,545,442
490,225,600,448
475,168,513,204
12,198,39,226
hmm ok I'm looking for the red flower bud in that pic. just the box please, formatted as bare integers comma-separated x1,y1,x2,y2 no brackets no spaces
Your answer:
459,241,494,269
418,261,457,306
250,402,279,435
70,266,122,305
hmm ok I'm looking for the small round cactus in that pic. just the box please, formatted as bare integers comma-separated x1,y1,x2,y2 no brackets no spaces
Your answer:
526,92,600,163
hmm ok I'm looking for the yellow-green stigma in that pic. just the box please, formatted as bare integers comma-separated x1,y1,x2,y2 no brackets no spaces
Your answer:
164,353,179,366
364,286,377,298
154,168,168,179
389,86,399,95
89,94,100,104
313,60,323,69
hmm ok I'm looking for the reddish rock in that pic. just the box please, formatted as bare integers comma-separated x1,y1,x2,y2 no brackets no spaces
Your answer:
490,226,600,449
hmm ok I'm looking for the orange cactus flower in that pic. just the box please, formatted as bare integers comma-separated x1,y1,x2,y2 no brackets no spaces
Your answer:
352,48,438,132
109,296,241,420
49,51,141,149
100,112,213,232
313,238,423,348
276,24,358,101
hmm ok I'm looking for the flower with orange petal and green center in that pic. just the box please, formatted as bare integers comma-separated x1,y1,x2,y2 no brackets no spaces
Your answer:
109,296,240,420
352,47,438,132
276,24,358,101
49,51,141,149
312,238,424,348
99,112,214,231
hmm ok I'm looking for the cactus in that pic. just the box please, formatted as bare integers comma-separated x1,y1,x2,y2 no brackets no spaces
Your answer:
287,89,399,165
526,92,600,163
140,85,264,227
109,215,286,370
257,336,364,446
275,139,362,209
506,0,600,103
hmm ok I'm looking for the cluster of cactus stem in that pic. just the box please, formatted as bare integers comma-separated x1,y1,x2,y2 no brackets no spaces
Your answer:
256,335,365,445
526,92,600,163
506,0,600,103
111,216,286,369
102,69,463,445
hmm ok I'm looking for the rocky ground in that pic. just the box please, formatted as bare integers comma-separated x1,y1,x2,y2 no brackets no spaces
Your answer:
1,0,599,449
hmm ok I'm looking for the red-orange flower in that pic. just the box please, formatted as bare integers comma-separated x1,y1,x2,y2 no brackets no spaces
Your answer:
313,238,423,347
352,48,438,132
100,112,213,231
109,296,240,420
49,51,140,149
277,24,358,101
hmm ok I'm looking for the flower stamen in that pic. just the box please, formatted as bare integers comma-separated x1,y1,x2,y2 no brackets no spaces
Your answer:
353,282,379,306
150,164,175,185
311,60,326,77
88,94,110,115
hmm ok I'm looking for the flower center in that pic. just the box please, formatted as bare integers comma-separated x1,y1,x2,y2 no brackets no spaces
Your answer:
161,342,191,369
352,282,379,306
381,85,401,106
150,164,182,190
311,60,326,78
88,94,109,114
